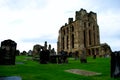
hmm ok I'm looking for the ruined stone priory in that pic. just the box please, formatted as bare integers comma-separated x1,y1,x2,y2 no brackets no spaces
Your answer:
57,8,111,56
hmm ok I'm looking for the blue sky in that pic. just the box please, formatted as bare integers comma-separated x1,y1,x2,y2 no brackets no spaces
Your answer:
0,0,120,52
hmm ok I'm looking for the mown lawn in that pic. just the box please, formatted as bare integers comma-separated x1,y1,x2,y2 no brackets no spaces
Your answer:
0,56,119,80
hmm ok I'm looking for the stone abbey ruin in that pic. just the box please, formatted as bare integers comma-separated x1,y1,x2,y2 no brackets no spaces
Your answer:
57,8,111,56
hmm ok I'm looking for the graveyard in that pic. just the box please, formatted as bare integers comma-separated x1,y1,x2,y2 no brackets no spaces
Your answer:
0,8,119,80
0,34,119,80
0,55,119,80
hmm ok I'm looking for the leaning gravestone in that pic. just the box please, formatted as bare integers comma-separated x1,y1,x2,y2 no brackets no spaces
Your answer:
0,39,17,65
111,51,120,78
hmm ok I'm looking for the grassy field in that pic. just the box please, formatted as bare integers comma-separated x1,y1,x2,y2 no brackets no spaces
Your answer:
0,56,119,80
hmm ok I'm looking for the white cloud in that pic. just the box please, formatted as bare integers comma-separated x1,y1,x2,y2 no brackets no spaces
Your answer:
97,10,120,51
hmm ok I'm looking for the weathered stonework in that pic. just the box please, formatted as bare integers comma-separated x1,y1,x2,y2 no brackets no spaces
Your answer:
57,9,109,56
32,44,42,60
99,43,112,57
32,41,57,61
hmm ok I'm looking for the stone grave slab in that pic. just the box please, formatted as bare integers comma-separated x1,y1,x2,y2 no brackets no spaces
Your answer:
0,76,21,80
65,69,101,76
16,62,24,64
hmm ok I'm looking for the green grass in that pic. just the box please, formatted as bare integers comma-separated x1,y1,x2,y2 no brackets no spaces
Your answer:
0,56,119,80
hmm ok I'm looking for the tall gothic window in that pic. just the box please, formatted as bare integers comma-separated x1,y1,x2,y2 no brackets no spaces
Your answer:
67,36,68,49
89,30,91,45
72,26,74,32
88,23,90,26
62,37,64,49
83,30,86,47
72,34,74,48
84,22,86,28
63,29,65,35
93,32,96,45
93,25,95,31
67,27,69,34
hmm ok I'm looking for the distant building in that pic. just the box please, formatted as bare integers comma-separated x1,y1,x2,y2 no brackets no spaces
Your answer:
57,8,111,56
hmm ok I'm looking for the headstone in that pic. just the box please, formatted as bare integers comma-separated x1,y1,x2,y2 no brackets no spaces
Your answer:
20,51,27,55
49,54,62,64
44,41,47,50
48,44,51,53
93,54,96,59
40,47,50,64
45,49,50,63
49,54,57,63
51,48,56,55
74,51,79,60
58,55,62,64
16,50,20,56
0,39,17,65
80,48,87,63
27,50,32,56
61,50,68,63
111,51,120,78
68,52,73,57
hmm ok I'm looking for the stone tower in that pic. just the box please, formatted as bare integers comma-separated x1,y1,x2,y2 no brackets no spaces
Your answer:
57,9,100,55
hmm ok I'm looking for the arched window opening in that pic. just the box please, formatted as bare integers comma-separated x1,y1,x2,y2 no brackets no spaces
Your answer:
72,26,74,32
89,30,91,45
72,34,74,48
83,30,86,47
62,37,64,49
67,36,69,49
67,27,69,33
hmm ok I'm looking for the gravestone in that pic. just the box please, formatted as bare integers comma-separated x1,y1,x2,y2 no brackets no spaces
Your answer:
27,50,32,56
50,54,62,64
39,47,50,64
0,39,17,65
48,44,51,54
93,54,96,59
61,50,68,63
16,50,20,56
80,48,87,63
111,51,120,78
74,51,79,60
51,48,56,55
49,54,57,63
20,51,27,55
